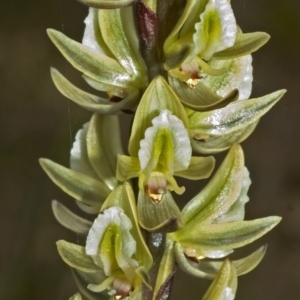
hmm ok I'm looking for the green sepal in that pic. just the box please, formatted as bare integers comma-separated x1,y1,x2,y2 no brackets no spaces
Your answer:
76,0,136,9
39,158,110,208
56,240,102,273
128,76,188,157
51,200,92,234
98,8,147,85
116,155,140,181
197,245,268,278
181,144,244,226
213,32,270,60
189,89,286,136
47,29,137,89
175,216,281,252
191,121,258,155
175,156,215,180
137,191,184,233
50,68,140,114
153,240,176,299
202,260,237,300
101,183,153,271
69,292,82,300
87,113,123,190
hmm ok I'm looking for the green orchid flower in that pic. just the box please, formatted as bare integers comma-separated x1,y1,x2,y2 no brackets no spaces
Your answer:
163,144,281,279
40,113,123,224
48,7,147,115
56,183,153,300
116,77,215,231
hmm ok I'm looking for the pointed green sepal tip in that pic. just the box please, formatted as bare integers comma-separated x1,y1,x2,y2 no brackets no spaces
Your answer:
175,216,281,253
50,67,140,115
47,29,135,89
39,158,110,208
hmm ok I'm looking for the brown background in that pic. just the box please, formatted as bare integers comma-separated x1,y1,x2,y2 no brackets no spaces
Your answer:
0,0,300,299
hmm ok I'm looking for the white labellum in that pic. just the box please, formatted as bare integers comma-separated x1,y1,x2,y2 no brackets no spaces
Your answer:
138,109,191,173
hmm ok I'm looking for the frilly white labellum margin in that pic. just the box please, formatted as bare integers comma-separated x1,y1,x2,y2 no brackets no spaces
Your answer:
138,109,192,173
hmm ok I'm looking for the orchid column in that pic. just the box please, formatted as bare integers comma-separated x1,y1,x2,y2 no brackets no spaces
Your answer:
41,0,285,299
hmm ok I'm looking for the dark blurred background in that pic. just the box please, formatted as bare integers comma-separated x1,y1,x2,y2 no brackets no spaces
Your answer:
0,0,299,299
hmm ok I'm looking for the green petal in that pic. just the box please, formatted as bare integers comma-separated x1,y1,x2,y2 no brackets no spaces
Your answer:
101,183,153,270
116,155,140,181
202,260,237,300
39,159,110,207
213,32,270,60
137,191,183,233
128,76,188,157
189,90,286,136
76,0,136,9
47,29,137,89
57,240,102,273
52,200,92,234
181,144,244,226
87,114,123,190
191,121,258,155
153,240,175,299
51,68,140,114
98,8,147,86
175,156,215,180
176,216,281,252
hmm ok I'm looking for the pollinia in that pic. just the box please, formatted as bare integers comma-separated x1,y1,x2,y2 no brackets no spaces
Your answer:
40,0,286,299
